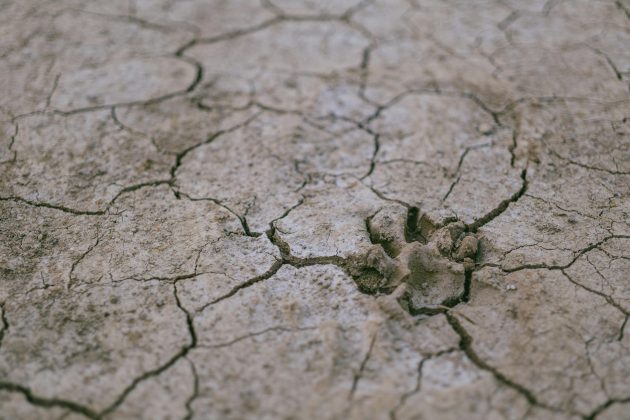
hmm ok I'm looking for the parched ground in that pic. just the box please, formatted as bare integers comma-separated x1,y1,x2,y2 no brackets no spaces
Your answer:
1,0,629,419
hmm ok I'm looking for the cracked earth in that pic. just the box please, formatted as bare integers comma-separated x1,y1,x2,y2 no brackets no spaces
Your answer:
1,0,630,419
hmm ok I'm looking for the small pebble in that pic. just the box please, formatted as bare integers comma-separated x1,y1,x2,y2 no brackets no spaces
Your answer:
477,123,494,135
455,235,478,260
506,284,517,291
462,257,475,271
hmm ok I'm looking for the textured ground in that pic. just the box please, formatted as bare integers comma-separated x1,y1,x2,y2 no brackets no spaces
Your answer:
1,0,630,419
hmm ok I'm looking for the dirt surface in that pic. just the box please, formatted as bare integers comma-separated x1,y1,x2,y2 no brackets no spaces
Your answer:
1,1,630,419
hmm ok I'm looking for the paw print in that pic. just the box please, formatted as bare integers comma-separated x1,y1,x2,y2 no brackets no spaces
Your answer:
353,205,478,315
